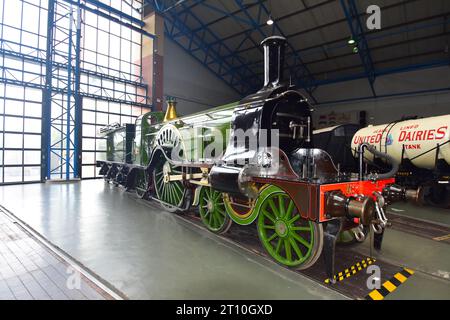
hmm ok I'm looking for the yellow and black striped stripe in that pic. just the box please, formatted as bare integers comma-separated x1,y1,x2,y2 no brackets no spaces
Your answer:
325,257,375,284
366,268,414,300
433,234,450,242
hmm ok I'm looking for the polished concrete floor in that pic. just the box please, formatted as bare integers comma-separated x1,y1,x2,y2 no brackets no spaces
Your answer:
388,202,450,227
0,180,346,300
0,208,110,300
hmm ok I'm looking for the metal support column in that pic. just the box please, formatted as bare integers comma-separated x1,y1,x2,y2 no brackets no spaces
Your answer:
41,0,56,182
42,0,82,181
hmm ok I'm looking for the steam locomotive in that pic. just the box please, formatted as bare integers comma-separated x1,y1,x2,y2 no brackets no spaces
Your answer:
314,116,450,208
97,36,418,281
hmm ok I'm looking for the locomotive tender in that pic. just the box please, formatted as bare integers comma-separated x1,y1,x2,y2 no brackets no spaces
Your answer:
97,36,417,281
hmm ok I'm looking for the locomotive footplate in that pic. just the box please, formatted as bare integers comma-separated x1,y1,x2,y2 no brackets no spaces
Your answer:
172,206,410,300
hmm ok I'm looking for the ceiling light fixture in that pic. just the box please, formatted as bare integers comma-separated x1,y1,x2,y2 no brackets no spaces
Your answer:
267,15,274,26
348,37,355,45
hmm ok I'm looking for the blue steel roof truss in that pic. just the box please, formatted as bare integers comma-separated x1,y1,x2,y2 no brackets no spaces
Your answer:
150,0,318,100
340,0,377,97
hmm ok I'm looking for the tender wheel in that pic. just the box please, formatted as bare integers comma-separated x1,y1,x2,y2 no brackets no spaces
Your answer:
198,187,232,234
256,185,323,270
153,157,186,212
135,169,148,199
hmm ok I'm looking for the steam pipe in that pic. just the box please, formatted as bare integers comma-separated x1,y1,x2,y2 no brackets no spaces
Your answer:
358,142,399,181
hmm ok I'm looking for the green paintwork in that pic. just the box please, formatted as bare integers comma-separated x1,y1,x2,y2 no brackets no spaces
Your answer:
256,185,315,268
134,112,164,166
198,187,230,233
223,195,258,226
153,158,185,210
147,102,238,163
103,101,238,167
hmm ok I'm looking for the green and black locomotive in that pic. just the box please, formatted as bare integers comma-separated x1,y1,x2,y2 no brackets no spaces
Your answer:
97,36,419,281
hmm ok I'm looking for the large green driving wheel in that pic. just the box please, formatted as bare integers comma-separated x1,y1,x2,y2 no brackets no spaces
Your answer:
153,158,186,212
198,187,232,234
256,185,323,270
135,169,148,199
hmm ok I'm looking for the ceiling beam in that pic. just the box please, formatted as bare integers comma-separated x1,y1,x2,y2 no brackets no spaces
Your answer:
340,0,376,96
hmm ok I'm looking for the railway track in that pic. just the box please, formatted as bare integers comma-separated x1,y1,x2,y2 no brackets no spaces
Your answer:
136,196,413,300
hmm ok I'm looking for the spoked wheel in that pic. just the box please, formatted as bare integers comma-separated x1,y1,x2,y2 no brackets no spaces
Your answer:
135,169,149,199
198,187,232,234
256,185,323,270
153,157,186,212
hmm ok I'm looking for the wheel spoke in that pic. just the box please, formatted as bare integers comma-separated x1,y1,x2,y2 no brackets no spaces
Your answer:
161,184,167,201
213,191,221,201
288,214,300,224
262,225,275,230
285,200,295,220
289,237,304,260
291,226,311,232
167,184,174,204
215,210,224,225
267,199,279,218
278,195,285,218
173,181,183,194
216,207,226,217
291,232,312,249
284,239,292,261
208,210,213,226
172,184,182,202
261,209,276,223
267,232,278,242
275,238,282,254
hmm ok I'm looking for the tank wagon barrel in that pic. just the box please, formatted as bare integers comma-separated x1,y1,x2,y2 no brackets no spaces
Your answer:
351,115,450,207
96,36,419,281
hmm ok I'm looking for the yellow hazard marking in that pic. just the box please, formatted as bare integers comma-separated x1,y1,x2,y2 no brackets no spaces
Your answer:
366,268,414,300
368,290,384,300
432,234,450,241
383,281,396,292
324,257,375,284
404,268,414,275
394,273,407,283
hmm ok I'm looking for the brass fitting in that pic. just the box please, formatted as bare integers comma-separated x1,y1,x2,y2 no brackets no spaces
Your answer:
325,191,376,225
382,184,423,205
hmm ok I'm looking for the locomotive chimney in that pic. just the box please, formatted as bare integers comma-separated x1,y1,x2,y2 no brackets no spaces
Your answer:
261,36,287,88
164,96,178,122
